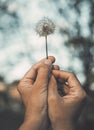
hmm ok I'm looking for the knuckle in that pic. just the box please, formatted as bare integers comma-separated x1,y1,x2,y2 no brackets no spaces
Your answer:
42,65,49,69
39,66,50,72
75,90,87,101
80,91,87,100
17,80,23,92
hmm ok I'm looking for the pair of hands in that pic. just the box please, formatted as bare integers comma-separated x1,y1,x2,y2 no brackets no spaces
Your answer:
18,56,87,130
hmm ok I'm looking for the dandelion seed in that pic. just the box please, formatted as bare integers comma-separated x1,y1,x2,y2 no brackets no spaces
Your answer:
36,17,55,59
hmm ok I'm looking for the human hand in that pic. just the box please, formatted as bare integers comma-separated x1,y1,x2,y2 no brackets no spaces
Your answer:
17,56,55,130
48,70,87,130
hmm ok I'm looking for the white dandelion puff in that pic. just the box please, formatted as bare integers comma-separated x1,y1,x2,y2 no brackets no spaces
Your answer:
35,17,55,59
36,17,55,36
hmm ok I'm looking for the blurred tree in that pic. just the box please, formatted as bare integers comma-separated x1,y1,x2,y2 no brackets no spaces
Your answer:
52,0,94,95
0,0,19,33
0,0,94,94
0,0,94,129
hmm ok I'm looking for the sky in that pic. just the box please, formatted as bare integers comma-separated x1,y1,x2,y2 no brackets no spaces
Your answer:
0,0,89,83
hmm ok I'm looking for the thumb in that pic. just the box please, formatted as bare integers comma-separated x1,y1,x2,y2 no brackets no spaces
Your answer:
48,75,58,99
34,59,52,88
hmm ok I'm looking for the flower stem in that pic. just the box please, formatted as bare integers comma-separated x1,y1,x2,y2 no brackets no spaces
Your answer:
45,35,48,59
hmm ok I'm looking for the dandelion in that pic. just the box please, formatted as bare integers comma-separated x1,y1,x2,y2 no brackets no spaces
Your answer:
36,17,55,59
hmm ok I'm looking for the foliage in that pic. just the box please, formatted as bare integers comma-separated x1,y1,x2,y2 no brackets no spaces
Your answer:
52,0,94,94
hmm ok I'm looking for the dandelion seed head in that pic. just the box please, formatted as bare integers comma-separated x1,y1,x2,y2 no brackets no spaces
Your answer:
36,17,55,36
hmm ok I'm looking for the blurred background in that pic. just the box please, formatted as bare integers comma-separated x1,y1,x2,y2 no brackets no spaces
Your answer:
0,0,94,129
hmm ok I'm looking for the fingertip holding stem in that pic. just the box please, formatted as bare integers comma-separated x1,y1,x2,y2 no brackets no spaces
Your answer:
44,59,53,72
44,56,55,65
45,59,52,65
48,56,56,63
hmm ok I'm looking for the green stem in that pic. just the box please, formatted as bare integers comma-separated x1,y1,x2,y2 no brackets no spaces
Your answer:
45,35,48,59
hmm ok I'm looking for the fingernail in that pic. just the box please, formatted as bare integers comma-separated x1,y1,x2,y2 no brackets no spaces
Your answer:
45,59,52,65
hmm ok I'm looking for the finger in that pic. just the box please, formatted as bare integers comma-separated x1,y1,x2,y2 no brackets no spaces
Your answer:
47,56,55,63
57,82,69,96
57,78,69,94
22,56,55,85
22,68,37,84
48,75,59,98
63,84,70,94
52,65,60,70
34,59,53,87
53,70,82,89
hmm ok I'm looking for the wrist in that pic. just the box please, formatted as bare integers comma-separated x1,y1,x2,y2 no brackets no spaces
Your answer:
19,117,42,130
19,112,48,130
51,120,75,130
